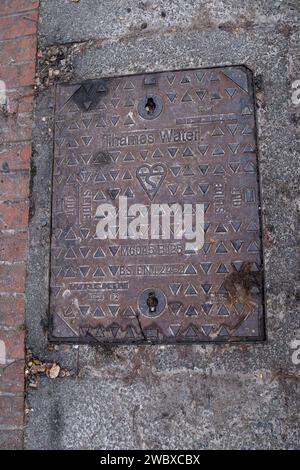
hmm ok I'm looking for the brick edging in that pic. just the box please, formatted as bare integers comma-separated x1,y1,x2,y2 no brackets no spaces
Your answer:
0,0,39,450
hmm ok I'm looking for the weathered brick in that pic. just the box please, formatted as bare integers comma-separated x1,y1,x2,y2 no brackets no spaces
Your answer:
19,143,32,165
18,62,36,87
0,35,37,65
0,264,27,293
0,396,24,427
0,200,29,229
0,430,23,450
7,89,34,114
0,231,27,261
0,360,24,393
0,0,39,450
0,330,25,360
0,65,18,88
0,113,33,142
0,172,30,200
0,1,39,17
0,10,38,41
0,143,31,171
0,296,25,328
0,63,35,89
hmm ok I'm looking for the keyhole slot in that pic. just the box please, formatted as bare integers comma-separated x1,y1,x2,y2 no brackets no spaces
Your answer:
145,97,156,114
147,291,158,313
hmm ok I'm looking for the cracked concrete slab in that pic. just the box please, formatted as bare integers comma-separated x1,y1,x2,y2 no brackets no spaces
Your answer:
38,0,299,46
24,370,299,450
25,0,300,449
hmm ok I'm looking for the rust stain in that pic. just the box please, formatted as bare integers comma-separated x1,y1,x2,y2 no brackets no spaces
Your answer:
218,17,254,33
224,262,262,306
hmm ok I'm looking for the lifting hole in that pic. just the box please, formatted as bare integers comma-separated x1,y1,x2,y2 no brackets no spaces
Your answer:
147,291,158,313
145,97,156,114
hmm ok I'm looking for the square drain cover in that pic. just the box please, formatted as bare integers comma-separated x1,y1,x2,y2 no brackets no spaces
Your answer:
50,66,265,343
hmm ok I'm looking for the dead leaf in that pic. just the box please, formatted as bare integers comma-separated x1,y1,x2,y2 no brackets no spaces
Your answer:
48,363,60,379
31,364,46,374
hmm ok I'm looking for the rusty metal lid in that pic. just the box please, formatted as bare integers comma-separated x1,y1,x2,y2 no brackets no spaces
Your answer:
50,66,265,344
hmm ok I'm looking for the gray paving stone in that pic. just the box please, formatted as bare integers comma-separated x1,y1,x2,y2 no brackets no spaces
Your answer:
25,0,300,450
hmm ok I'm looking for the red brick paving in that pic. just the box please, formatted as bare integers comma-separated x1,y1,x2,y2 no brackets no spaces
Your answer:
0,430,24,450
0,297,25,329
0,200,29,230
0,0,39,450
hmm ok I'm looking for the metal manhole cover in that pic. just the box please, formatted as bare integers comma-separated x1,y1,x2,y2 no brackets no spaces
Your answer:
50,66,265,344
